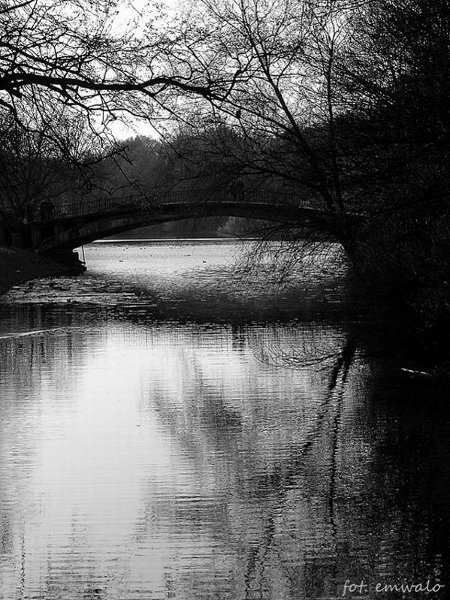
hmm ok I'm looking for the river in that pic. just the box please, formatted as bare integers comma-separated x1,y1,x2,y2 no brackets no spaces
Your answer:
0,240,448,600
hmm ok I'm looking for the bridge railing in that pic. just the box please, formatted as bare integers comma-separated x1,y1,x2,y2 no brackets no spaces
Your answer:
18,189,323,223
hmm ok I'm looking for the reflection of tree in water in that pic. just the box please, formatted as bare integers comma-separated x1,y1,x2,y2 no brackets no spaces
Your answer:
353,374,450,592
141,325,358,599
1,305,446,599
252,330,447,597
240,340,355,600
144,320,447,600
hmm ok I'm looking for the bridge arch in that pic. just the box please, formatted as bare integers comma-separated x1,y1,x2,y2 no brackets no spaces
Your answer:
35,195,342,254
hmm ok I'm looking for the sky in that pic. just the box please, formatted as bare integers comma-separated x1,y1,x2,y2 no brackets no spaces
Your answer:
106,0,183,140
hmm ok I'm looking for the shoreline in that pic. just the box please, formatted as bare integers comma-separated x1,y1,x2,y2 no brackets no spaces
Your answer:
0,247,77,296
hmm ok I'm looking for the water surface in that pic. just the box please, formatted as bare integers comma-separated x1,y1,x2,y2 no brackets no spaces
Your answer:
0,241,448,600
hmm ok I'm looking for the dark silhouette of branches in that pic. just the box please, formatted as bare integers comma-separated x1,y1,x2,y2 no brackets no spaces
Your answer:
0,0,238,133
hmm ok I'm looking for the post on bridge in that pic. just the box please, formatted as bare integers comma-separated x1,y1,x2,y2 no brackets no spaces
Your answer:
230,179,245,202
39,200,54,222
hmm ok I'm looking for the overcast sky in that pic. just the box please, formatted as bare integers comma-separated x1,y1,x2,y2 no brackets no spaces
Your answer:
107,0,182,140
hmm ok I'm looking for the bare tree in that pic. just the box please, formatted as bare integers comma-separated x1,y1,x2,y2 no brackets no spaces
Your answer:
0,0,235,134
0,107,110,219
153,0,450,344
0,0,247,231
166,1,355,214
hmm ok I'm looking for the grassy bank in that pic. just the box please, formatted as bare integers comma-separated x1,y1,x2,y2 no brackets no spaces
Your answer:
0,247,75,296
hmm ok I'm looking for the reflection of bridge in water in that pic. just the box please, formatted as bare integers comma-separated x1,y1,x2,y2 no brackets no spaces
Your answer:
0,190,356,265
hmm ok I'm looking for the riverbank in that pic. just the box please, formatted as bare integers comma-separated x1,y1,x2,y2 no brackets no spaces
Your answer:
0,247,75,296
